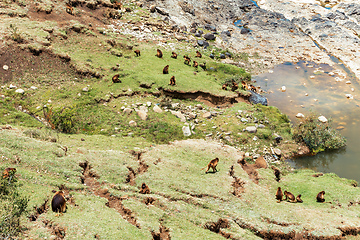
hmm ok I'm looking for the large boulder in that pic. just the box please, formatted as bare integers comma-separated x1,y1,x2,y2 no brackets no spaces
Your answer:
249,92,268,106
204,33,216,40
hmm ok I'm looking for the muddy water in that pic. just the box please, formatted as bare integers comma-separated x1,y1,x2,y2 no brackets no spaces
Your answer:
253,61,360,182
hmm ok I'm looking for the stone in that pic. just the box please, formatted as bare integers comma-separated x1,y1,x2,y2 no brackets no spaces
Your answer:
194,32,202,37
245,126,257,133
346,94,353,99
139,105,148,112
249,92,268,106
219,53,226,59
204,33,216,40
123,108,133,114
3,65,9,70
318,116,328,123
253,136,258,141
146,102,152,107
203,112,212,119
137,110,148,120
129,120,137,127
204,24,216,32
155,7,169,16
15,89,24,94
222,30,231,37
241,118,248,123
9,84,16,89
274,148,282,156
296,113,305,118
281,86,286,92
209,54,215,59
82,87,89,92
241,28,250,34
197,40,209,48
153,105,163,113
30,86,38,90
171,111,186,122
196,104,203,110
182,125,191,136
150,5,156,13
258,124,265,128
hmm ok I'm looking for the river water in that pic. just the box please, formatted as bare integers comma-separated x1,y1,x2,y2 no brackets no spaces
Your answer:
253,60,360,182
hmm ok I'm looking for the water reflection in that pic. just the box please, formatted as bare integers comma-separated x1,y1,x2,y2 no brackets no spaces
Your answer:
253,61,360,182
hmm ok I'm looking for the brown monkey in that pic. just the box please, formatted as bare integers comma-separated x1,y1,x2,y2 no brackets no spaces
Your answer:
155,49,163,58
193,61,198,69
113,1,122,9
241,81,248,90
199,62,206,71
163,65,169,74
112,74,121,83
284,191,296,202
183,55,191,65
222,83,228,90
296,194,303,203
134,49,141,57
171,52,177,59
275,187,283,203
316,191,325,202
231,80,238,91
139,183,150,194
195,51,202,58
201,157,219,174
2,168,16,179
66,4,74,15
51,191,67,216
271,166,281,182
169,76,176,86
249,84,257,92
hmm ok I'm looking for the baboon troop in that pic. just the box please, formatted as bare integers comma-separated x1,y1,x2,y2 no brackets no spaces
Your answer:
276,189,303,203
51,191,67,215
134,49,141,57
163,65,169,74
169,76,176,86
155,49,163,58
112,74,121,83
139,183,150,194
195,51,202,58
275,187,283,203
271,166,281,182
171,52,177,59
201,157,219,174
317,191,325,202
2,167,16,179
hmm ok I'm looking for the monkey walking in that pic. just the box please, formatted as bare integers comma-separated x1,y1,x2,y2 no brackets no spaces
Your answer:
134,50,141,57
199,62,206,71
52,191,67,216
155,49,163,58
169,76,176,86
193,61,198,69
139,183,150,194
171,52,177,59
201,158,219,174
183,55,191,65
163,65,169,74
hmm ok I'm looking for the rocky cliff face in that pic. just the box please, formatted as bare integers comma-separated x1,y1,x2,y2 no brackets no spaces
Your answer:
146,0,360,78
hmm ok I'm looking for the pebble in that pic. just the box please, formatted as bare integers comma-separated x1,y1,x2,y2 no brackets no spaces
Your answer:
3,65,9,70
296,113,305,118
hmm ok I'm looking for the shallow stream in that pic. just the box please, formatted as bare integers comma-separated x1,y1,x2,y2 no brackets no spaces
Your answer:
253,60,360,182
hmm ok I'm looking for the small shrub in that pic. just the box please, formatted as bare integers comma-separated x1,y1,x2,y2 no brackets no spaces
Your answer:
50,107,78,134
9,24,23,43
292,114,346,153
0,170,29,239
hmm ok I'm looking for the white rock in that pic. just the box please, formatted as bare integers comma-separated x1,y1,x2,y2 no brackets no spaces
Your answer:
129,120,137,127
182,125,191,136
15,89,24,94
318,116,328,123
171,110,186,122
123,108,133,114
281,86,286,92
346,81,351,84
9,84,16,89
202,112,212,119
245,126,257,133
153,105,163,113
30,86,38,90
146,102,152,107
310,75,315,79
82,87,89,92
346,94,353,99
253,136,258,141
3,65,9,70
296,113,305,118
137,110,148,120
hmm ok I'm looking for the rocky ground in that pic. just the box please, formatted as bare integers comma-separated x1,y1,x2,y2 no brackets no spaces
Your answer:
147,0,360,78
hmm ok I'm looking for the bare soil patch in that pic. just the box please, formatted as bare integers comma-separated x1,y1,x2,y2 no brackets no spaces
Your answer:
29,199,49,221
204,218,235,239
42,220,66,239
151,223,171,240
229,166,246,197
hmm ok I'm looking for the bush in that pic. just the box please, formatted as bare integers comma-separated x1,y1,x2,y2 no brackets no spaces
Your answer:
0,169,29,239
50,107,78,134
292,114,346,153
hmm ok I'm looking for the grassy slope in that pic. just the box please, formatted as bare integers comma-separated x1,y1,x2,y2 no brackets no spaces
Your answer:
0,0,359,239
